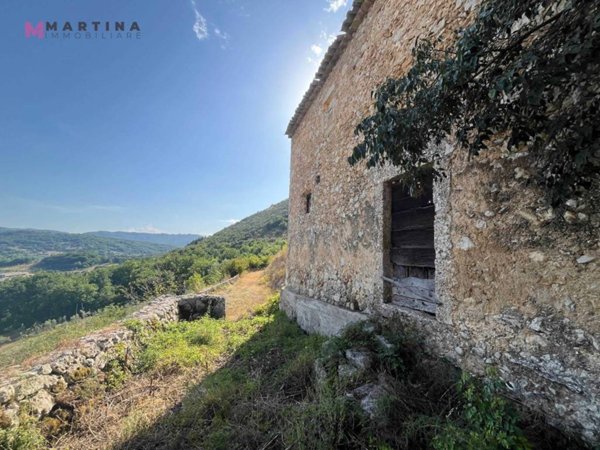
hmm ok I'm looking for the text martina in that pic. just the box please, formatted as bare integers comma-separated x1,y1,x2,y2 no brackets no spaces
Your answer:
25,21,142,40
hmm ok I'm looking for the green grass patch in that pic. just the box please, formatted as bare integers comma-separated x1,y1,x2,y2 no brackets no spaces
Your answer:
0,304,141,369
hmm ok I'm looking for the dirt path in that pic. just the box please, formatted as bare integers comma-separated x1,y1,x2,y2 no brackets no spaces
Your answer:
211,270,274,320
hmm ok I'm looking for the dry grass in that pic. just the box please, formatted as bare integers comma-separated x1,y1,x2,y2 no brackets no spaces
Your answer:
54,365,216,450
211,269,275,321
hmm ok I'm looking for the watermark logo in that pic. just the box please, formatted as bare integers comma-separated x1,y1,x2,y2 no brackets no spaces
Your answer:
25,21,45,39
24,21,142,40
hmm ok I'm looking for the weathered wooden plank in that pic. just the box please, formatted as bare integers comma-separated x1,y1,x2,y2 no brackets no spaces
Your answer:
383,276,436,303
391,206,435,231
391,228,434,249
391,247,435,267
391,295,437,314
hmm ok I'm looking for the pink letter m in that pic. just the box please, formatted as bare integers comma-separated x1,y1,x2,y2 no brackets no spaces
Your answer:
25,22,44,39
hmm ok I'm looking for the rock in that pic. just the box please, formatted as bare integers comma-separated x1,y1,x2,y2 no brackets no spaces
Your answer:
15,375,61,400
458,236,475,250
38,364,52,375
577,213,588,222
565,199,578,209
564,211,577,224
345,349,372,371
52,355,80,376
475,219,487,229
514,167,529,180
529,317,543,332
528,251,545,262
27,390,55,418
537,207,555,223
0,385,15,404
338,363,358,379
563,298,576,311
1,403,20,427
79,343,100,359
577,255,596,264
375,335,393,351
314,358,327,385
177,295,226,321
484,210,495,217
351,383,387,418
455,346,464,356
525,333,548,348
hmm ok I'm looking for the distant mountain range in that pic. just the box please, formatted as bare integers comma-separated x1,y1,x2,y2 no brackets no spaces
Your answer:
0,227,193,270
88,231,201,248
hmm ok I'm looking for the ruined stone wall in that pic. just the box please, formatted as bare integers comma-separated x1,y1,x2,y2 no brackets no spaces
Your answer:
286,0,599,442
0,290,228,428
0,296,180,427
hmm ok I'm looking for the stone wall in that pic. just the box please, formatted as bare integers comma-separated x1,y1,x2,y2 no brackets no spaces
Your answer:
285,0,599,443
0,292,226,427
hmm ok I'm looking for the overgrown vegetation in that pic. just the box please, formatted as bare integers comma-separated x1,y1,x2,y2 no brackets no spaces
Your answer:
2,292,585,449
0,200,287,337
110,301,581,449
350,0,600,206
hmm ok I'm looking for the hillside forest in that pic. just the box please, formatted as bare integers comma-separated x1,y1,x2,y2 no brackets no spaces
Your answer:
0,200,288,338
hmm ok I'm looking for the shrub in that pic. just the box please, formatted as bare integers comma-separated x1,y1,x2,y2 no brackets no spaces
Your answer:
432,372,531,450
0,419,45,450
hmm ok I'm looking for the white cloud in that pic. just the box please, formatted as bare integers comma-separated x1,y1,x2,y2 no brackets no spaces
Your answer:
191,0,209,40
325,0,348,12
220,219,239,225
126,225,164,234
321,31,337,45
311,44,323,56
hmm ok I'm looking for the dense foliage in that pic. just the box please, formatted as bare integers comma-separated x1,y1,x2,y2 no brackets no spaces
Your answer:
350,0,600,204
0,200,288,336
0,227,173,268
32,252,126,272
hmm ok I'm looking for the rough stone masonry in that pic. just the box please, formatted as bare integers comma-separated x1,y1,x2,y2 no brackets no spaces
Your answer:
0,294,225,427
283,0,599,443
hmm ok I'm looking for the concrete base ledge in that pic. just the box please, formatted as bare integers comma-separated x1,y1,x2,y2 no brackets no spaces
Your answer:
280,288,368,336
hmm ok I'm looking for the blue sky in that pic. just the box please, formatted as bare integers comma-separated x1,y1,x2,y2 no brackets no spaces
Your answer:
0,0,351,234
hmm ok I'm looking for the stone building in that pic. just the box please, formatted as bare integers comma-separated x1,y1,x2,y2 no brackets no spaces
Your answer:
281,0,599,443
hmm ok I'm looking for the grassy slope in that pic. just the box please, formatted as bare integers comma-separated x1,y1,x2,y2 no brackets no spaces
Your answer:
3,264,585,450
0,304,142,370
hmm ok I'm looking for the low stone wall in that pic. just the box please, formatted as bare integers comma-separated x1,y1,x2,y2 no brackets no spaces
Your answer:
0,292,226,427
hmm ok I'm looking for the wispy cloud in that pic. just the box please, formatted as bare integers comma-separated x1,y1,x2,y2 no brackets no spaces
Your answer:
311,44,323,56
126,225,164,234
191,0,209,40
214,27,230,49
325,0,348,12
307,31,339,65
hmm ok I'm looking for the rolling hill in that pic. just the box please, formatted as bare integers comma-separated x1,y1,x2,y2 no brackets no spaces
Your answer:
88,231,201,248
187,199,288,249
0,227,174,268
0,200,289,335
